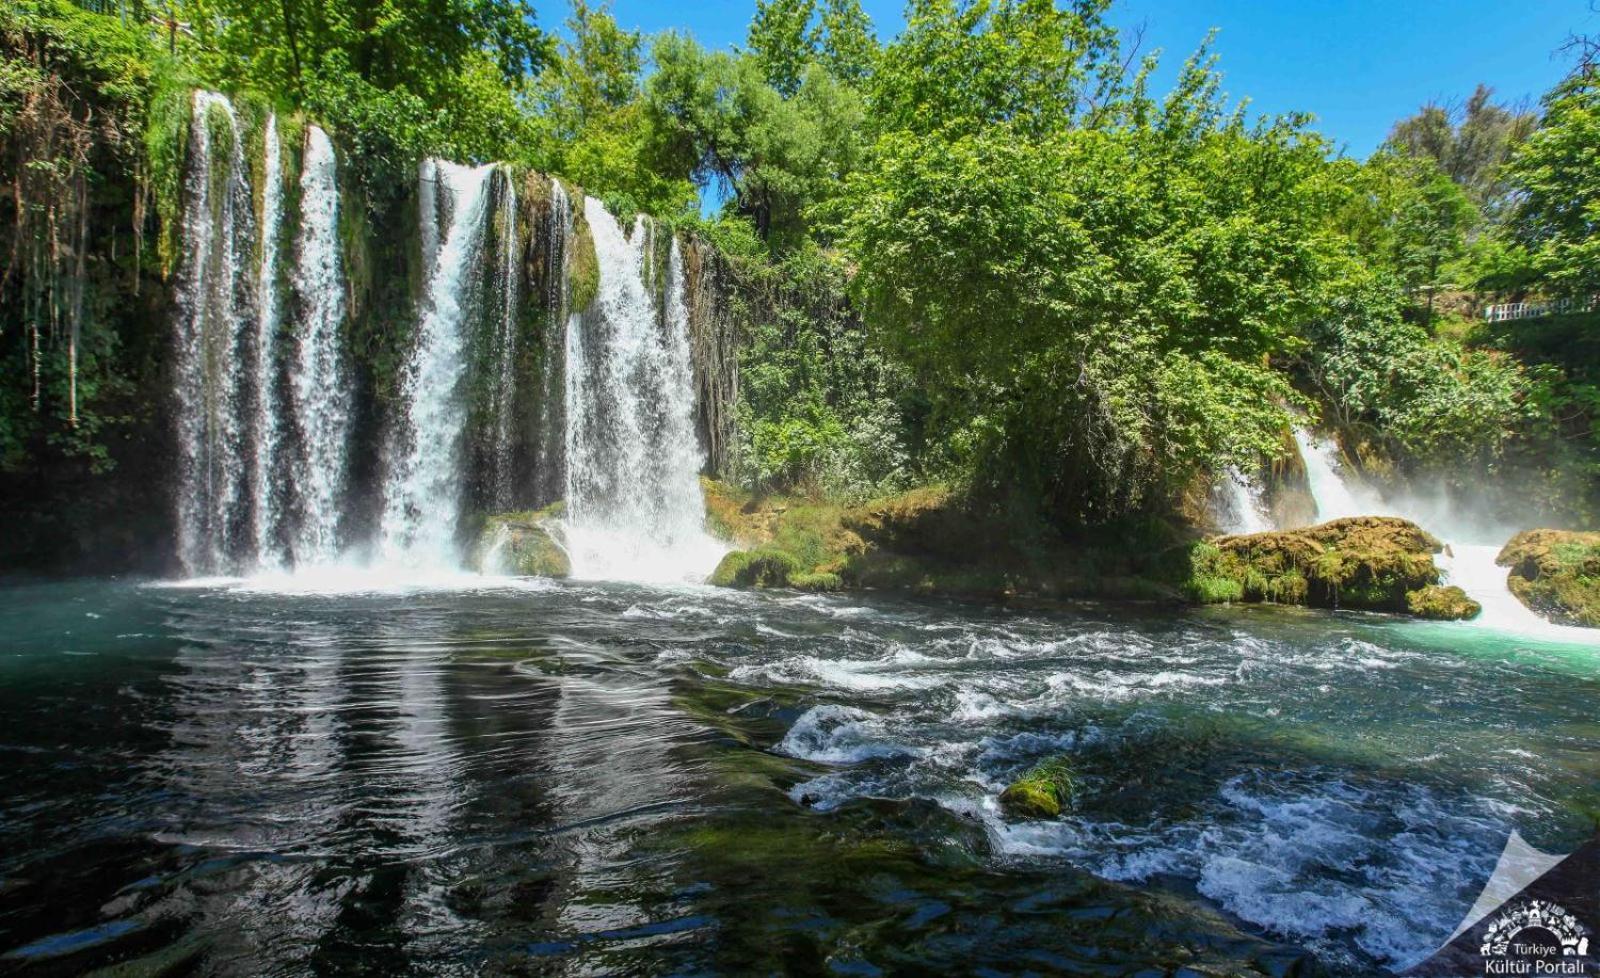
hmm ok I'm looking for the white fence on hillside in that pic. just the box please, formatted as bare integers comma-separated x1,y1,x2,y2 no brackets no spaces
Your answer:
1482,296,1597,322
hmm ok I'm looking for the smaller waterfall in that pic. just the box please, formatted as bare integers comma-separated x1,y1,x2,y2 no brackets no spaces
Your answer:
286,124,352,565
1292,427,1595,642
486,168,520,512
379,161,495,568
1213,466,1272,535
250,114,285,567
536,178,572,507
172,91,258,576
1434,545,1593,640
562,198,725,583
1293,428,1379,522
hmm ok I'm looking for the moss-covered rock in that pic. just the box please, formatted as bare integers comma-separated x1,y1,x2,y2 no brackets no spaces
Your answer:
1497,529,1600,628
569,212,599,312
1189,516,1442,613
998,756,1076,819
476,502,570,577
789,570,844,592
708,548,802,588
1405,584,1482,621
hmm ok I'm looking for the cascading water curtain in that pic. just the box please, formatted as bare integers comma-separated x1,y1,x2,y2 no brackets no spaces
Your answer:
536,177,572,508
171,99,358,576
250,113,285,567
378,161,495,568
486,166,521,513
560,197,725,583
171,92,259,576
285,124,353,567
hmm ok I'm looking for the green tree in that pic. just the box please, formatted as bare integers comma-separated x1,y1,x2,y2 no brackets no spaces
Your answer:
818,0,876,87
1302,264,1530,465
843,40,1336,523
1336,151,1477,322
530,1,692,213
646,32,863,246
746,0,818,96
174,0,553,165
1504,67,1600,298
868,0,1120,141
1387,84,1537,219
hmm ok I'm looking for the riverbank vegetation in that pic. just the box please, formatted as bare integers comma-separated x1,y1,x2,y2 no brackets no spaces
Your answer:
3,0,1598,573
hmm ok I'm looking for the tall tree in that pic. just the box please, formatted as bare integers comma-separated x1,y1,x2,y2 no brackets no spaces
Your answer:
818,0,876,87
531,1,692,214
746,0,818,96
1387,84,1537,219
868,0,1120,141
1504,67,1600,297
647,32,863,245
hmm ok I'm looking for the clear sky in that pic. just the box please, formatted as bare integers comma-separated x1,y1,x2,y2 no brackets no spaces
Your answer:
554,0,1596,158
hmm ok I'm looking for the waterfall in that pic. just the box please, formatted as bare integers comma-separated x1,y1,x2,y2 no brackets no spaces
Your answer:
378,161,495,567
485,168,520,512
561,198,725,583
536,177,571,507
166,109,730,584
1292,427,1594,641
250,114,285,567
172,91,258,576
285,124,352,565
1213,466,1272,535
1293,428,1377,522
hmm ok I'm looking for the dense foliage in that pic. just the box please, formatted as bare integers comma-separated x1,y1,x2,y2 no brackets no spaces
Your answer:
3,0,1600,571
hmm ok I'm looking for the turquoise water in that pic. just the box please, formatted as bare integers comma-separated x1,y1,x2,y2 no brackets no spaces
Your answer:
1,577,1595,975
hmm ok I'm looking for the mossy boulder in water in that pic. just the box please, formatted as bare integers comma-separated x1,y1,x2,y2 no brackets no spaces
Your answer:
708,548,802,588
1188,516,1442,613
1405,584,1482,621
999,756,1076,819
477,502,570,577
1497,529,1600,628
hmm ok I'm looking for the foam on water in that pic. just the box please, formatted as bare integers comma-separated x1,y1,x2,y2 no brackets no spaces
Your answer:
150,565,559,596
988,771,1501,971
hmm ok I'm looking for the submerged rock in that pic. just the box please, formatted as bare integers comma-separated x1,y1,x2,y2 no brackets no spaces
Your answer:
1190,516,1442,614
1497,529,1600,628
1405,584,1482,621
476,502,570,577
998,756,1076,819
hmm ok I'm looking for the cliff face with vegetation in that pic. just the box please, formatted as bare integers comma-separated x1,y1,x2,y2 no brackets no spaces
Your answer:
3,0,1599,575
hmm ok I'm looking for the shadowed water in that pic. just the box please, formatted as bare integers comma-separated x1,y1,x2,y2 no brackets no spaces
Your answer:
1,579,1596,975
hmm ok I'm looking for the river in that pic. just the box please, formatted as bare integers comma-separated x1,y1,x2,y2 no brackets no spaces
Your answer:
2,575,1595,975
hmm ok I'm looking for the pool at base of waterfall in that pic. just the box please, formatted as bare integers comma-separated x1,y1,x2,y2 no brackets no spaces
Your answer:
1,576,1596,975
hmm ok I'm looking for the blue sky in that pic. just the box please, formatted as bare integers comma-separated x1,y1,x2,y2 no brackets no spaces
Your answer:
553,0,1595,158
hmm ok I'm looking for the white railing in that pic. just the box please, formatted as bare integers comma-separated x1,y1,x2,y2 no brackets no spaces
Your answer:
1483,296,1597,322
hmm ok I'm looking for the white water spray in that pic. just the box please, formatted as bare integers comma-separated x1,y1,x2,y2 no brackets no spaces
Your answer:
172,92,257,576
1213,466,1272,535
286,124,352,565
1292,428,1595,642
561,198,725,583
250,114,285,567
379,161,495,568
